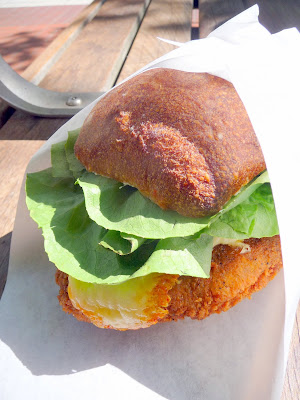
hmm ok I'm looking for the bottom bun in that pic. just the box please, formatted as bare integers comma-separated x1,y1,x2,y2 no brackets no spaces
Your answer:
55,236,282,330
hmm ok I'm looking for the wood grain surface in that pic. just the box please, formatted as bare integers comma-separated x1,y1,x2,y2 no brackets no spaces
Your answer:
22,0,107,85
248,0,300,33
198,0,245,38
40,0,152,93
117,0,194,82
0,0,299,398
0,0,105,130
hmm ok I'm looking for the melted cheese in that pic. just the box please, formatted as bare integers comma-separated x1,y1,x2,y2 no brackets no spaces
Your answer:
213,237,251,253
68,273,178,330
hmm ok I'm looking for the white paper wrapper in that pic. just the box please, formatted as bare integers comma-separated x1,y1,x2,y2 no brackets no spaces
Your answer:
1,6,299,400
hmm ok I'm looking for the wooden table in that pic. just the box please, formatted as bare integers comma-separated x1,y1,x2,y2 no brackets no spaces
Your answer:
0,0,299,398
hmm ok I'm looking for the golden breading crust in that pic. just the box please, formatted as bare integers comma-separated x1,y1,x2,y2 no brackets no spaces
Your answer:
55,270,90,324
55,236,282,327
163,236,282,321
74,69,265,218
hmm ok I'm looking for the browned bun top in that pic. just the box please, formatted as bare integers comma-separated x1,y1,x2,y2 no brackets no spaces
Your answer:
74,68,265,218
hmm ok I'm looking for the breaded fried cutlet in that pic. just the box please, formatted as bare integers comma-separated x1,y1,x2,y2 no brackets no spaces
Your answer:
164,236,282,322
55,236,282,329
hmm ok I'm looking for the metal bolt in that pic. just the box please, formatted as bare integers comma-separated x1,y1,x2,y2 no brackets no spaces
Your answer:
66,96,82,106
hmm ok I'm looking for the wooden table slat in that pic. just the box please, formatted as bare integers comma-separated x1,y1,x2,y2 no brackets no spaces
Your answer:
0,0,106,130
22,0,107,85
40,0,152,93
247,0,300,33
117,0,194,82
198,0,246,38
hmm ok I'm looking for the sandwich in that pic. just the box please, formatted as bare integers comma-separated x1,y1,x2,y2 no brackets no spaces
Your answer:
25,68,282,330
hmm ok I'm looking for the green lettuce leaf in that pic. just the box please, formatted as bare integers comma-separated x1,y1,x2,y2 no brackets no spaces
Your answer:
26,132,279,285
77,170,270,239
65,129,85,177
51,141,73,178
218,170,270,214
132,234,213,279
100,231,147,255
206,183,279,239
26,168,159,284
26,168,214,283
77,172,211,239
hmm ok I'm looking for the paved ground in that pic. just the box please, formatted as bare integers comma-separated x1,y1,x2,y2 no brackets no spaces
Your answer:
0,0,93,73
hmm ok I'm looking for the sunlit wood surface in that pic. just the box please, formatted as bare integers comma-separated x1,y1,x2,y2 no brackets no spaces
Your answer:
0,1,298,398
